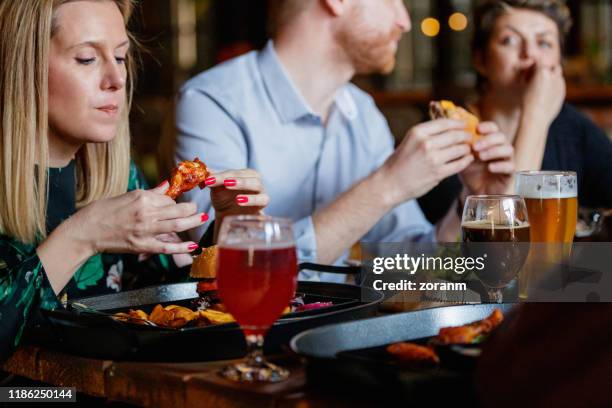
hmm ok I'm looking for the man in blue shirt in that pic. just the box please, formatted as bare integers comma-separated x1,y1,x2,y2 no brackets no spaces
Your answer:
175,0,514,269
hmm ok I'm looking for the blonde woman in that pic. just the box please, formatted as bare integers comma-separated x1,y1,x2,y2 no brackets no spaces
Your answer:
0,0,269,359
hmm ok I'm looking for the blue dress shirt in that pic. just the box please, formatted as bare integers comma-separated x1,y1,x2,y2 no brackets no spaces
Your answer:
175,41,433,279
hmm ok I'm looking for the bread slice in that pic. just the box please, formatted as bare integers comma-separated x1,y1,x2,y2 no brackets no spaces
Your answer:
190,245,218,279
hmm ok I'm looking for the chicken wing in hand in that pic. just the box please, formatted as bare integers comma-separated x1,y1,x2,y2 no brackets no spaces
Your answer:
165,158,209,200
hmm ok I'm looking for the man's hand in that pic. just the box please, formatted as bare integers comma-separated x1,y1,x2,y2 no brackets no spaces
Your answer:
378,119,474,207
459,122,515,196
312,119,473,263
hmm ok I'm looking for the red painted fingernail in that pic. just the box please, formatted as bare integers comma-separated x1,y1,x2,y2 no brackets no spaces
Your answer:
236,196,249,204
201,213,209,222
224,179,237,187
204,177,216,186
188,243,199,251
156,180,168,188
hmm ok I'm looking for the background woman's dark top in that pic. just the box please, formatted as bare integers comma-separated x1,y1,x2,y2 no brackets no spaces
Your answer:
418,103,612,224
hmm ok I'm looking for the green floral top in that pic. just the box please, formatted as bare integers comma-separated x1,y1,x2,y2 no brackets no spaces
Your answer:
0,161,187,360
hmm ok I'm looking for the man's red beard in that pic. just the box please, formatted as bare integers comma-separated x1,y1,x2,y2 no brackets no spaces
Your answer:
338,25,403,75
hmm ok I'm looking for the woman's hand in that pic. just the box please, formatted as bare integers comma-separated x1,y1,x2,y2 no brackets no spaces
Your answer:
38,181,206,294
203,169,270,241
521,62,566,128
71,181,207,256
205,169,270,217
513,63,564,172
459,122,515,196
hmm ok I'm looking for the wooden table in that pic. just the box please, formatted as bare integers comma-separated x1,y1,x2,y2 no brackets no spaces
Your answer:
2,300,457,406
2,345,375,407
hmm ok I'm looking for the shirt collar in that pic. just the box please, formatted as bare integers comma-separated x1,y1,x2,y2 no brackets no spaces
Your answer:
257,40,358,123
335,87,358,121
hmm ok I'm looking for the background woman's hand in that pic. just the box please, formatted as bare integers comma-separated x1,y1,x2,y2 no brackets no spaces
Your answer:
72,181,207,256
521,62,566,127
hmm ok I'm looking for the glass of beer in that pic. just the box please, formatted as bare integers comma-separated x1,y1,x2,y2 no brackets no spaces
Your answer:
515,171,577,242
216,215,298,382
515,171,577,298
461,195,531,303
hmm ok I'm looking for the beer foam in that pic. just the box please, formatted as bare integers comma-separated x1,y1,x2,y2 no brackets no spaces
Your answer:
516,174,577,199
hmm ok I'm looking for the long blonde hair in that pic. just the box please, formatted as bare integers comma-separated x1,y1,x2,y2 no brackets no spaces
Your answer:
0,0,137,244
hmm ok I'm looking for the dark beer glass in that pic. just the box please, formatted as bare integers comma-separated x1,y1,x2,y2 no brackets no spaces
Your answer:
461,195,531,303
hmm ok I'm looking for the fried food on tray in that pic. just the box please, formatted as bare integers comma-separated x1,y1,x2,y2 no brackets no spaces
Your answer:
435,308,504,345
112,293,334,329
149,304,198,328
112,303,235,329
387,309,504,365
165,157,209,200
197,309,236,325
190,245,218,279
429,100,481,146
386,342,440,367
113,309,150,325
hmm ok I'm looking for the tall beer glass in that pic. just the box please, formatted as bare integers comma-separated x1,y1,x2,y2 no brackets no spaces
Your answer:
515,171,578,298
516,171,577,243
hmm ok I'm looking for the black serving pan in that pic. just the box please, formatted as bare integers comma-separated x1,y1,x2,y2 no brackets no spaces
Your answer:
24,277,383,362
290,303,516,404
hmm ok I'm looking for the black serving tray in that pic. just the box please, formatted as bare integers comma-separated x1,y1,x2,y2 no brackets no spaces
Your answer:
291,303,516,404
24,280,382,362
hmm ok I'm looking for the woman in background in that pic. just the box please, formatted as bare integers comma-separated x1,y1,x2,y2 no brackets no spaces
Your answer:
0,0,268,359
418,0,612,224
